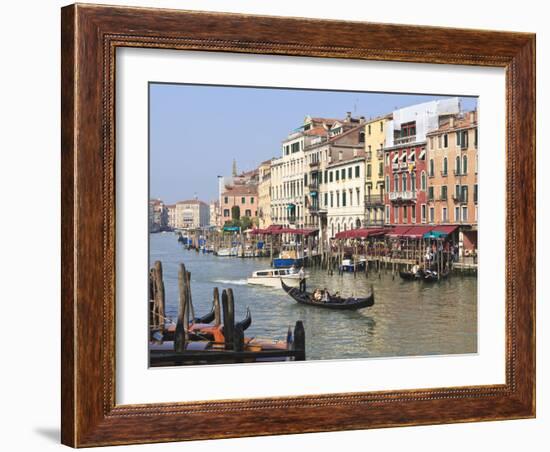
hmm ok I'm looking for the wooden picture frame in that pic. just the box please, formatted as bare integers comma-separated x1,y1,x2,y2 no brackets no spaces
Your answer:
61,3,535,447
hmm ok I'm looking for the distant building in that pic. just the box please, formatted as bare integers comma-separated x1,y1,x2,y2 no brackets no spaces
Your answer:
209,200,220,227
258,160,272,229
148,198,167,232
220,184,258,224
166,204,176,229
175,199,210,229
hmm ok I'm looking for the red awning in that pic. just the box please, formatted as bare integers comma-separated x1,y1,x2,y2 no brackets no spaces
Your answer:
402,225,434,239
334,228,387,239
386,226,413,237
431,225,459,235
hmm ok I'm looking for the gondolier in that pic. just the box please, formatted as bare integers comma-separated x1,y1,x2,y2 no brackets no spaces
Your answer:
298,267,306,292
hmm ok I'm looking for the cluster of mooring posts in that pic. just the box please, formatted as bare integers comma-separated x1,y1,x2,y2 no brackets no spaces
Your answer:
175,224,476,277
149,261,305,367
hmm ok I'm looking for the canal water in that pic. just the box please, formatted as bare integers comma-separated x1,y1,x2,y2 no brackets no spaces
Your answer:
150,232,477,361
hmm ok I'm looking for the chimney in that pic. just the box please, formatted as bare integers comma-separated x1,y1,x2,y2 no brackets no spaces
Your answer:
449,116,455,128
359,116,366,123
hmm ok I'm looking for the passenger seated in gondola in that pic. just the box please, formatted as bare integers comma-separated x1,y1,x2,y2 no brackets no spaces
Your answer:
411,260,421,276
312,289,323,302
321,288,330,302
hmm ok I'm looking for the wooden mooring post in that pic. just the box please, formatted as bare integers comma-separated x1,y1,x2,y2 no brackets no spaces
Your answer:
174,263,190,353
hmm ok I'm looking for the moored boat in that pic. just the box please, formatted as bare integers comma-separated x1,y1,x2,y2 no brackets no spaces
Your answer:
281,280,374,310
216,247,238,257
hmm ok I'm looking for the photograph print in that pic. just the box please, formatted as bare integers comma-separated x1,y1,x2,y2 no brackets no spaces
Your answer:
148,83,478,367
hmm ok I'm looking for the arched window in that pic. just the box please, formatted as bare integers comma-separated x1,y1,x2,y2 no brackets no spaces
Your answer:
411,173,416,192
421,171,427,190
455,156,461,175
394,174,399,191
462,155,468,174
429,159,435,177
356,218,361,228
443,157,448,175
402,173,407,191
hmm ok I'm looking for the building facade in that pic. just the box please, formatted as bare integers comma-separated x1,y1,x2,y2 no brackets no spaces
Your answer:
257,160,272,229
383,98,460,225
166,204,176,229
148,198,167,232
209,200,220,227
426,110,478,251
364,115,391,226
220,184,258,224
175,199,210,229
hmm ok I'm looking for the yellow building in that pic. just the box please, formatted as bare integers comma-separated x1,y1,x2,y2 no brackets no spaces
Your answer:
257,159,272,228
363,114,391,225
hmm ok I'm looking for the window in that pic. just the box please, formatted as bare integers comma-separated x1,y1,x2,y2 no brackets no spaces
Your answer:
356,189,360,206
342,191,347,207
368,124,372,135
421,204,427,223
474,129,478,148
429,159,435,177
411,205,416,223
462,206,468,222
380,121,384,132
224,196,228,204
429,207,435,223
241,197,245,204
462,155,468,174
223,209,230,217
403,206,408,224
437,135,442,149
330,171,334,182
348,167,352,179
443,134,448,148
457,130,468,149
330,192,334,208
428,186,434,201
386,205,390,222
336,191,340,207
455,156,461,175
461,185,469,202
378,162,383,176
394,174,399,192
386,176,390,192
359,131,365,143
341,168,346,179
250,197,254,204
367,164,372,178
291,142,300,153
455,207,460,222
394,206,399,223
443,157,448,176
355,165,360,177
474,184,478,204
411,173,416,192
402,173,407,191
349,189,353,206
245,209,252,217
385,154,390,165
442,207,448,222
441,185,448,200
324,193,328,207
421,171,427,190
335,170,339,181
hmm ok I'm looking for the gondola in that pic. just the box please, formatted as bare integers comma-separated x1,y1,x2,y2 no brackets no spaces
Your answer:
194,308,216,324
235,307,252,331
281,280,374,310
399,270,422,281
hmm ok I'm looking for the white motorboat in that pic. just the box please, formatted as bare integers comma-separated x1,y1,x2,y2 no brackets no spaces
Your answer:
216,247,238,257
247,268,306,288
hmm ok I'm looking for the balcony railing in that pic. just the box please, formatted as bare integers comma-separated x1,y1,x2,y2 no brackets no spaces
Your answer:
389,191,417,202
308,182,319,190
309,160,319,168
364,194,384,206
288,216,296,224
394,135,417,145
452,195,468,203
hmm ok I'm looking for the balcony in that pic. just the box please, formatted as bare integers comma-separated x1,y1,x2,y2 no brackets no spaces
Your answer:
394,135,417,145
308,182,319,191
288,216,297,224
364,194,384,206
389,191,417,202
309,160,319,168
452,195,468,204
308,205,327,215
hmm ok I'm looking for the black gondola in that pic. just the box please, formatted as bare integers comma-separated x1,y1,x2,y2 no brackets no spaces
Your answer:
194,308,216,324
281,280,374,310
399,270,422,281
399,269,448,283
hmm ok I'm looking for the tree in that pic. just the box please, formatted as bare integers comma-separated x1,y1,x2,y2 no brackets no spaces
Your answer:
231,205,240,220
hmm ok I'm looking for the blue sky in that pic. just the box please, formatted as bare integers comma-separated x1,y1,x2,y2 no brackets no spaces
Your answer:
149,83,477,204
